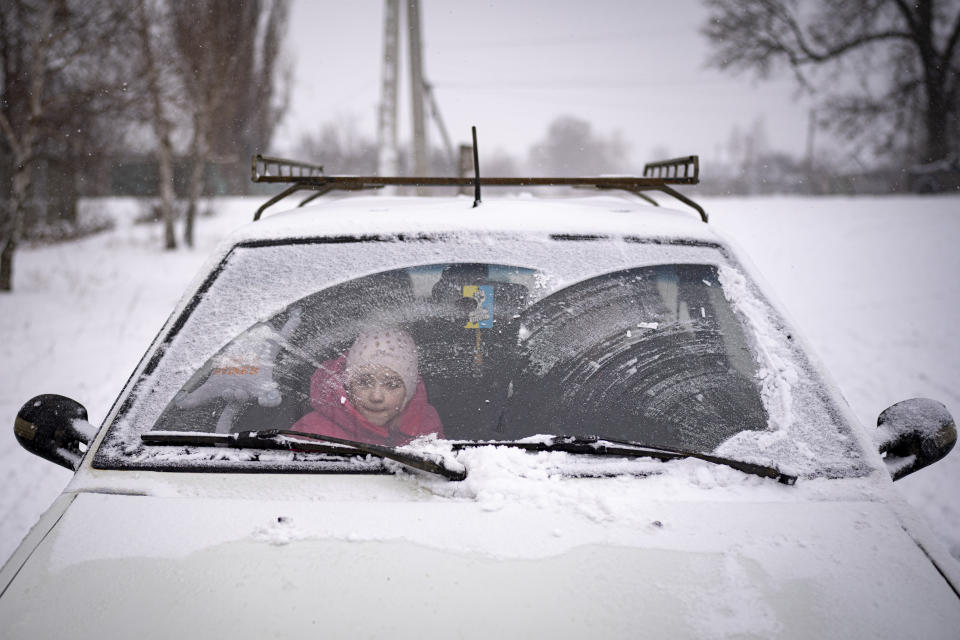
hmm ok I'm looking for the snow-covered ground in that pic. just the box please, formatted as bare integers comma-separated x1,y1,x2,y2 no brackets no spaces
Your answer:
0,194,958,567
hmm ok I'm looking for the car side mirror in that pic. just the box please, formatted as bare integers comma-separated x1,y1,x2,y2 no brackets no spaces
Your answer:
14,394,95,471
876,398,956,481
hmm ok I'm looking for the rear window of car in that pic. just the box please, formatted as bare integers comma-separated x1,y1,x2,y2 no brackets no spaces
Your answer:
94,233,869,478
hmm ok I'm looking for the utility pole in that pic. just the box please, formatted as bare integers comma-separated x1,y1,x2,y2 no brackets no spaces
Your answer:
376,0,399,177
407,0,429,191
379,0,452,187
425,81,456,171
458,144,473,195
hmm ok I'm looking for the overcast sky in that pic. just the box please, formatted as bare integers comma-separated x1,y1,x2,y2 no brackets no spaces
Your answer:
273,0,817,170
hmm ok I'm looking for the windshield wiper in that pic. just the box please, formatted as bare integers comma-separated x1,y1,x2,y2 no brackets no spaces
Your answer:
141,431,793,484
453,435,797,485
141,429,466,481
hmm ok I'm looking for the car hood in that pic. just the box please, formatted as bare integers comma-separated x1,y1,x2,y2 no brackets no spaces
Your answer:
2,485,959,639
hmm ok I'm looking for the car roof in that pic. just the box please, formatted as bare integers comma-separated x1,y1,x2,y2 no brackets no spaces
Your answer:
222,194,721,248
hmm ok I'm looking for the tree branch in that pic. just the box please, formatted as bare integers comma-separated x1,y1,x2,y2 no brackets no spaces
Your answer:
775,0,913,64
704,0,912,72
891,0,920,37
942,5,960,69
786,22,912,64
0,109,22,159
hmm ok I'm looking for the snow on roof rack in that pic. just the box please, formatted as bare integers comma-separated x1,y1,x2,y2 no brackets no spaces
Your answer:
250,154,707,223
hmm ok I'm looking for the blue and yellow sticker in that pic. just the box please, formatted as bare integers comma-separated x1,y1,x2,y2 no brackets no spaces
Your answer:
463,285,494,328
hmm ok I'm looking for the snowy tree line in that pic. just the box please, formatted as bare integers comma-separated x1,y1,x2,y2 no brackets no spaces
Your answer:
293,114,628,180
0,0,288,290
294,111,928,197
3,0,958,292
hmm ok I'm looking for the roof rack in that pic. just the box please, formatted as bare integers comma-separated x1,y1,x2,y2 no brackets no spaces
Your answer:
250,154,707,223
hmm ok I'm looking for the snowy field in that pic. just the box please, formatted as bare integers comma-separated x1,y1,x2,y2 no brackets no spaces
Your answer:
1,194,958,567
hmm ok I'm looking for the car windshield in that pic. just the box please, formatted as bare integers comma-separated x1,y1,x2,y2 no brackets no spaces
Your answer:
96,234,869,478
155,261,764,448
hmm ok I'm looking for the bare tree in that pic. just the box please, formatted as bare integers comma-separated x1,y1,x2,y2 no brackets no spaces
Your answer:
296,117,378,175
130,0,288,249
134,0,180,250
170,2,235,247
0,0,129,291
204,0,290,194
702,0,960,164
170,0,288,246
0,2,60,287
528,116,628,177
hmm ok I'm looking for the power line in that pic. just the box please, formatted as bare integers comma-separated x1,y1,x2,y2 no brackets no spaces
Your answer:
430,87,804,116
432,80,743,91
429,30,680,49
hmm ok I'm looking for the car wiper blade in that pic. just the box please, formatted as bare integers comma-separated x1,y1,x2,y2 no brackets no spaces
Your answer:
453,435,797,485
142,429,466,481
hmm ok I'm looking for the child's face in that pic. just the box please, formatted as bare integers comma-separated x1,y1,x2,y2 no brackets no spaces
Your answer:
346,365,407,426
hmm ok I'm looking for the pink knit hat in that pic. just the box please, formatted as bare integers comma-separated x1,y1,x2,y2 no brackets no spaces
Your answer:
345,327,419,404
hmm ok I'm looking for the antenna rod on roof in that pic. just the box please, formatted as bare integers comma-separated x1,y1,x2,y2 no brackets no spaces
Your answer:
472,126,481,207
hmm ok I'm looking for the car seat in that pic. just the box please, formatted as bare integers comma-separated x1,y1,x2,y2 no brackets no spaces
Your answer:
408,264,529,439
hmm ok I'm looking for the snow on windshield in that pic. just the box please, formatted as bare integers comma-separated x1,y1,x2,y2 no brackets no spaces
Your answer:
714,265,864,477
94,234,868,478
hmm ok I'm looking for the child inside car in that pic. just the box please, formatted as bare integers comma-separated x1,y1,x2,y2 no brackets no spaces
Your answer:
292,327,444,446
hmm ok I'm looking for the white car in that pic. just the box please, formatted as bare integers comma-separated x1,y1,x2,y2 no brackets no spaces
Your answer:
2,156,958,638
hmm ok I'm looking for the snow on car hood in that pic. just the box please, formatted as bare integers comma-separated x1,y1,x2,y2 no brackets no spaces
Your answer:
2,476,958,639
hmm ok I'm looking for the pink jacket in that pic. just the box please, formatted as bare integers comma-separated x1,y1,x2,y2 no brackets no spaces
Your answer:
291,355,444,446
